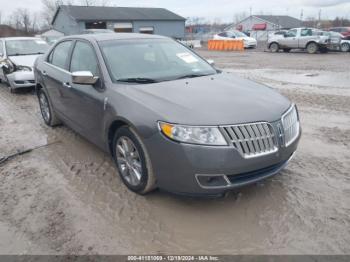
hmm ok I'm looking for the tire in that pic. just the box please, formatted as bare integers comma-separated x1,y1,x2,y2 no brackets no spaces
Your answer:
283,48,291,53
306,42,319,54
269,42,279,53
340,42,350,52
112,126,156,195
320,47,328,53
38,88,61,126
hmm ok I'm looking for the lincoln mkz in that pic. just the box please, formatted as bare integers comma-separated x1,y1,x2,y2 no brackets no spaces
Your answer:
34,33,301,197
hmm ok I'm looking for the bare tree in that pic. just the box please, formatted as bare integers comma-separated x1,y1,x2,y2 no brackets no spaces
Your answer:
80,0,110,6
234,12,247,24
41,0,73,27
19,9,32,33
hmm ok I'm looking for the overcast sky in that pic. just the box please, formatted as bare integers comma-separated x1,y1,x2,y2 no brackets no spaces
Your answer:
0,0,350,23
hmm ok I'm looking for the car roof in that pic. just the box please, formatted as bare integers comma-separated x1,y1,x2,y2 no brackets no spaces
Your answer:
0,37,42,41
61,33,168,42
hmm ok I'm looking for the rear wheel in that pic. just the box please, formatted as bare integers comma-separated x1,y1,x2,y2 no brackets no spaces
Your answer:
306,42,319,54
38,88,61,126
112,126,156,194
340,42,350,52
269,42,279,53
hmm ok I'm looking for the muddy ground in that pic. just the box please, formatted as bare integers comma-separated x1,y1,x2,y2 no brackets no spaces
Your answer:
0,49,349,255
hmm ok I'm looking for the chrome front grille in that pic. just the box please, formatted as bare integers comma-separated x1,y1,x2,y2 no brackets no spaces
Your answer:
221,122,278,158
282,105,300,146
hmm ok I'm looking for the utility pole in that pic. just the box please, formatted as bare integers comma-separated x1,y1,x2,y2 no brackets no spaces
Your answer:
318,9,322,28
300,9,304,26
249,7,252,32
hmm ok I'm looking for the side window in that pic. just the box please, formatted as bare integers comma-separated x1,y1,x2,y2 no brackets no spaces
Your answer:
50,41,72,69
301,29,312,37
218,32,227,37
70,41,99,76
286,29,297,37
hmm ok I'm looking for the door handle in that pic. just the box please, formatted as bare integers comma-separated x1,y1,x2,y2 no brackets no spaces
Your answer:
41,70,47,76
62,82,72,88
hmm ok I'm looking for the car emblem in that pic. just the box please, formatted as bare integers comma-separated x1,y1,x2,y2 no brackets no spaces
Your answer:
277,123,284,146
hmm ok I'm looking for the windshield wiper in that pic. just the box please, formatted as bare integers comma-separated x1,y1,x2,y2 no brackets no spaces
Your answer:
176,73,213,80
117,77,158,84
9,52,45,56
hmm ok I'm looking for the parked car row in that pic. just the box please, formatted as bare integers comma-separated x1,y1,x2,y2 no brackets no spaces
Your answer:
1,33,301,196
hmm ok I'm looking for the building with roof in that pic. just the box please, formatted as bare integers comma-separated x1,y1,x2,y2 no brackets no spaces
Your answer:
226,15,302,40
52,5,186,39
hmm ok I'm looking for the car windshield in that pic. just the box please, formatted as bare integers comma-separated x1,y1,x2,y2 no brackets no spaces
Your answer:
99,38,217,83
234,31,248,37
6,39,49,56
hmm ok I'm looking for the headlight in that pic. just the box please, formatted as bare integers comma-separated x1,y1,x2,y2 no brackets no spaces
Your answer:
16,65,32,72
158,122,228,146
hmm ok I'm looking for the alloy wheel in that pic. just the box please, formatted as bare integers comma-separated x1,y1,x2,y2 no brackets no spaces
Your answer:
39,92,50,123
116,136,143,187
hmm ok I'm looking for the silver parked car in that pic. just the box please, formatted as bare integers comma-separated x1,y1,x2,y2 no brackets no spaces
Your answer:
34,33,301,197
0,37,49,93
268,28,330,54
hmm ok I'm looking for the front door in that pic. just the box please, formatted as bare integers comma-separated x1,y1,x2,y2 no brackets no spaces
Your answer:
63,40,106,146
42,40,73,118
279,29,298,48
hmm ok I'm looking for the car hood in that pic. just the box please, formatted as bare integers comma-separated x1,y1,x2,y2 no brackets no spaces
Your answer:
8,55,40,67
118,73,291,126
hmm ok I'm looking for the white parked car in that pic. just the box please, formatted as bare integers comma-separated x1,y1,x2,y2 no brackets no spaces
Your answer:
213,30,257,48
0,37,49,93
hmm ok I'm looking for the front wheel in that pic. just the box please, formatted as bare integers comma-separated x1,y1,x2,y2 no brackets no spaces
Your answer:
38,88,61,126
340,42,350,52
112,126,156,194
306,42,319,54
269,42,279,53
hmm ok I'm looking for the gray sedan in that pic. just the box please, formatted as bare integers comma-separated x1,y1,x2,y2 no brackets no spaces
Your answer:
34,33,301,197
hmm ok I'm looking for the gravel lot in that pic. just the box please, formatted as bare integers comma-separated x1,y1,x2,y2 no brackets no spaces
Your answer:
0,49,349,255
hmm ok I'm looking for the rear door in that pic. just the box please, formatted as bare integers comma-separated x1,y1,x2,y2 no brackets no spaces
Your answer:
42,40,73,117
64,40,105,145
298,28,313,48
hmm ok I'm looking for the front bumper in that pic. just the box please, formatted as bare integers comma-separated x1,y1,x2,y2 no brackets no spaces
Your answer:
143,122,301,196
6,71,35,89
244,42,257,48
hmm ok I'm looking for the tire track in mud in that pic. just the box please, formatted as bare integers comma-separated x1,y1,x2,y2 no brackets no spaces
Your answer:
0,85,181,253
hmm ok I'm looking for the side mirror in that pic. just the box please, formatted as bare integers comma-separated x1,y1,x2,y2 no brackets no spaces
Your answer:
207,59,215,66
71,71,98,85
